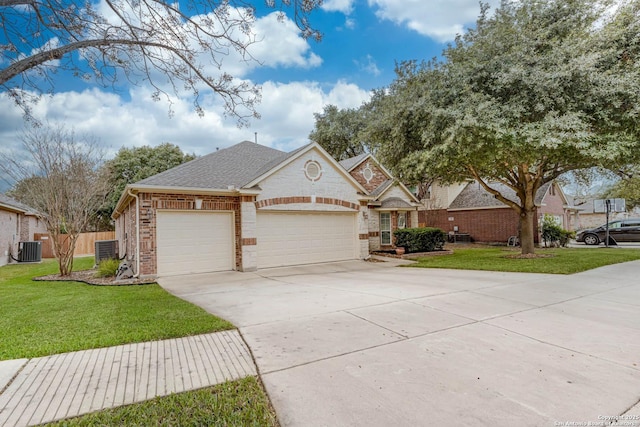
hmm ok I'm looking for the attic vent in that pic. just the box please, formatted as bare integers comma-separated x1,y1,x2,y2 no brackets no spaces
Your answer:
18,241,42,263
304,160,322,182
362,164,374,183
95,240,119,264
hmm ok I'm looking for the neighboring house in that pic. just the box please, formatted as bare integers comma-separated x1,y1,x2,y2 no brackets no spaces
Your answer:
571,198,640,229
419,181,579,243
0,194,47,267
112,141,420,278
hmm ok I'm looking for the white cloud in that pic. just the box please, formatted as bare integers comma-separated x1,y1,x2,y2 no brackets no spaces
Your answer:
249,12,323,70
321,0,356,14
368,0,500,42
354,55,381,76
0,80,370,187
344,18,356,30
255,80,370,151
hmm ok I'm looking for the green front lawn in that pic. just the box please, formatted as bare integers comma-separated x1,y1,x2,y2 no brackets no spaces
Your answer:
44,377,278,427
0,258,233,360
408,247,640,274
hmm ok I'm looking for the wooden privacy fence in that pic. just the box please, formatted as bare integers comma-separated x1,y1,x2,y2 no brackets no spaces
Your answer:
34,231,116,258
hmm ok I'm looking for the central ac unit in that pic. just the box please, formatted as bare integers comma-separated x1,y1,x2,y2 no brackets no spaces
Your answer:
18,241,42,263
95,240,119,264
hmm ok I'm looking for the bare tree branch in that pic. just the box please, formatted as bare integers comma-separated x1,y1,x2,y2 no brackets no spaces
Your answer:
0,0,321,125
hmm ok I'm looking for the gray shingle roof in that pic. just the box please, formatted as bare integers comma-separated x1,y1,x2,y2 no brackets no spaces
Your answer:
370,179,394,198
380,197,413,209
449,181,552,210
338,153,369,171
136,141,287,189
0,193,35,213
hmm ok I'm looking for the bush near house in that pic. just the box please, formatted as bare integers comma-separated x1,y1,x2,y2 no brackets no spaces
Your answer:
394,227,446,253
541,214,575,247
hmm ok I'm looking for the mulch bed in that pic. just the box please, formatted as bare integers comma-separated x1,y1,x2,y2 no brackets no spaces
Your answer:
372,250,453,260
34,269,156,286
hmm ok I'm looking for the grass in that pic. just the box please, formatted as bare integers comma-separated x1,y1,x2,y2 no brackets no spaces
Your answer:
0,257,234,360
95,258,120,277
408,247,640,274
43,376,278,427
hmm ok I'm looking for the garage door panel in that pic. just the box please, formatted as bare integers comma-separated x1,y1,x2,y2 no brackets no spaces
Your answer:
257,212,357,269
156,211,234,276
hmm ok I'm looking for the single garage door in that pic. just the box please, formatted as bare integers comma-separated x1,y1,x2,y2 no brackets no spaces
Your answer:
257,211,357,269
156,211,234,276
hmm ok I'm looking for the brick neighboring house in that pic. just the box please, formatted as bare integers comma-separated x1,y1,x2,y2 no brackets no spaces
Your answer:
112,141,419,278
419,181,578,244
0,194,47,267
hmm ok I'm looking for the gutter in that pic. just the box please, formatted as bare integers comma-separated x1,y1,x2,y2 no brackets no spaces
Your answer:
127,189,140,278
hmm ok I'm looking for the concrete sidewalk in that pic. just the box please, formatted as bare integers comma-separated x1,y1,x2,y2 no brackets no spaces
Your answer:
0,330,256,427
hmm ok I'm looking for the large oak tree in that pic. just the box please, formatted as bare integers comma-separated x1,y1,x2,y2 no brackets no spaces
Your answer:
364,0,640,254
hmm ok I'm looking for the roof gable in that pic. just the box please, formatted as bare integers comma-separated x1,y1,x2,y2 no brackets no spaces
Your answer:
374,181,421,204
448,181,553,210
245,142,368,194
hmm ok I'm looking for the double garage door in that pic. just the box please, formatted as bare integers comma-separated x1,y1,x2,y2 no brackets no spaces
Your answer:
257,212,357,269
156,210,357,276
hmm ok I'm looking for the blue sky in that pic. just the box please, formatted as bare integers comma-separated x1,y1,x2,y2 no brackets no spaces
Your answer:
0,0,501,191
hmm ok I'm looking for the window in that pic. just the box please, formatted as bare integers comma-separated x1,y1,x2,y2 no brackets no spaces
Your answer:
398,212,406,229
380,212,391,245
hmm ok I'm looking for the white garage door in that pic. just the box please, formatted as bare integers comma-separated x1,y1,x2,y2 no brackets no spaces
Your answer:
156,211,234,276
257,212,357,269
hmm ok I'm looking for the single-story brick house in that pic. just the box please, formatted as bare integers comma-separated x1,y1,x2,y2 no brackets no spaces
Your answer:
112,141,420,278
419,180,578,243
0,194,47,267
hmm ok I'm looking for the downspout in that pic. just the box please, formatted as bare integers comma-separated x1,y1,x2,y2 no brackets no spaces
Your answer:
127,189,140,278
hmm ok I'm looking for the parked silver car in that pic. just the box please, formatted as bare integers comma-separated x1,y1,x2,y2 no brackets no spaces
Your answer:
576,219,640,245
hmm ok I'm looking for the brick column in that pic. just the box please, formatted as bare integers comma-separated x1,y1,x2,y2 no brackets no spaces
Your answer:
410,210,419,229
358,201,369,259
240,196,257,272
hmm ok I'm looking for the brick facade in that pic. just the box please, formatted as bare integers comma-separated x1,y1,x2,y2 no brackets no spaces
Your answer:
419,182,571,244
117,193,242,277
349,160,389,192
421,208,543,243
255,197,359,211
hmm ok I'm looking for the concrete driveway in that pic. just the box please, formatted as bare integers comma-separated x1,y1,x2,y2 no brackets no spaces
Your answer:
159,259,640,426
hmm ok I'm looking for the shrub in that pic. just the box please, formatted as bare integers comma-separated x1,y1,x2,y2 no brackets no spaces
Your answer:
95,258,120,278
394,227,446,253
541,214,575,247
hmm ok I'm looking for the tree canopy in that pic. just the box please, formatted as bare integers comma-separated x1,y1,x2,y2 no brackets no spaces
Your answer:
360,0,640,254
104,143,196,217
309,104,372,161
0,0,322,124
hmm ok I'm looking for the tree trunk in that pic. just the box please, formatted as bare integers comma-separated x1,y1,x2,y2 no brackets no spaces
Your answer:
519,209,536,255
52,233,78,276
